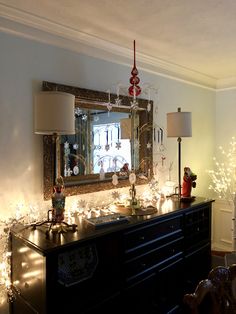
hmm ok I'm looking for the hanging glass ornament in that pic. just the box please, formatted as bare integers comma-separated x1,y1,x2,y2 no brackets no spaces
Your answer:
106,89,112,112
99,161,105,180
129,40,141,111
105,130,110,151
129,172,136,185
128,41,141,98
115,125,121,150
94,111,99,122
115,97,122,107
115,84,122,107
147,102,152,112
97,133,101,150
112,173,119,186
73,165,79,175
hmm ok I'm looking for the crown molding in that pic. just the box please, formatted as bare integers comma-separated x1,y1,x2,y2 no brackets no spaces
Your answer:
0,3,220,90
216,77,236,91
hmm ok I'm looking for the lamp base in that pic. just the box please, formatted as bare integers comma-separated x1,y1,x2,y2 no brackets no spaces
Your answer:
180,196,196,203
167,185,181,199
167,193,180,200
167,194,196,203
31,209,77,238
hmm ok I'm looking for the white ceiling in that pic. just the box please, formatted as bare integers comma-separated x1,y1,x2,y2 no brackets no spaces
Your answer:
1,0,236,89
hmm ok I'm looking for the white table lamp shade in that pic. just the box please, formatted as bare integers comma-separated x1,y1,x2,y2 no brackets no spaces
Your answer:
167,111,192,137
34,91,75,135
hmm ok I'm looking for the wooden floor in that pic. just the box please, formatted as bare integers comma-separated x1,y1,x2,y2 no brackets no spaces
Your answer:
211,250,236,268
211,254,225,267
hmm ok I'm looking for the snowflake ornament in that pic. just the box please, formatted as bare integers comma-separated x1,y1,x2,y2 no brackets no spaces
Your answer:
147,142,152,149
116,142,122,150
115,97,122,107
111,191,121,200
147,102,152,112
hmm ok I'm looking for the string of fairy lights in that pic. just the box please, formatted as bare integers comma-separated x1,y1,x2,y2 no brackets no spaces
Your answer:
0,182,164,307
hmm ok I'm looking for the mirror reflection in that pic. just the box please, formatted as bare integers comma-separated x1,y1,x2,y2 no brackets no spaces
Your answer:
61,107,138,181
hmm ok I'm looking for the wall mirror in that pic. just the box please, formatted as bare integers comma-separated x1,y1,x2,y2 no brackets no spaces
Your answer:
42,81,153,200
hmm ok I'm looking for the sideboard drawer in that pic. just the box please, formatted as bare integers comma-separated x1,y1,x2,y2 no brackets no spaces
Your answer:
124,215,183,253
124,236,184,283
185,205,211,251
185,206,210,227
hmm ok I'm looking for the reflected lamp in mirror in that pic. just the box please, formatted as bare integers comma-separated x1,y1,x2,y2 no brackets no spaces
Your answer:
120,118,131,139
34,91,75,225
167,107,192,198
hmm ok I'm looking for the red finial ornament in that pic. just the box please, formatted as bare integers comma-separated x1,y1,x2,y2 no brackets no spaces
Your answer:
128,40,141,97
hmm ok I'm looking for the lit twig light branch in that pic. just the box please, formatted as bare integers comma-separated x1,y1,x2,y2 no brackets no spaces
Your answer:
207,137,236,200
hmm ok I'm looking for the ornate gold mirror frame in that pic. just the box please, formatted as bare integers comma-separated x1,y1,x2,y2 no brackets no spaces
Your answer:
42,81,153,200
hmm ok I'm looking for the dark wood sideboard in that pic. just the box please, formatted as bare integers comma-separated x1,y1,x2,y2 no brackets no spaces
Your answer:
10,197,214,314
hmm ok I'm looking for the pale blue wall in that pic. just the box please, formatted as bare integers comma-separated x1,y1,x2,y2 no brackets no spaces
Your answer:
216,89,236,146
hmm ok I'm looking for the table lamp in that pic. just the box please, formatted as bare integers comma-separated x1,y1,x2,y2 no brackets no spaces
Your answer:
34,91,76,235
167,107,192,199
